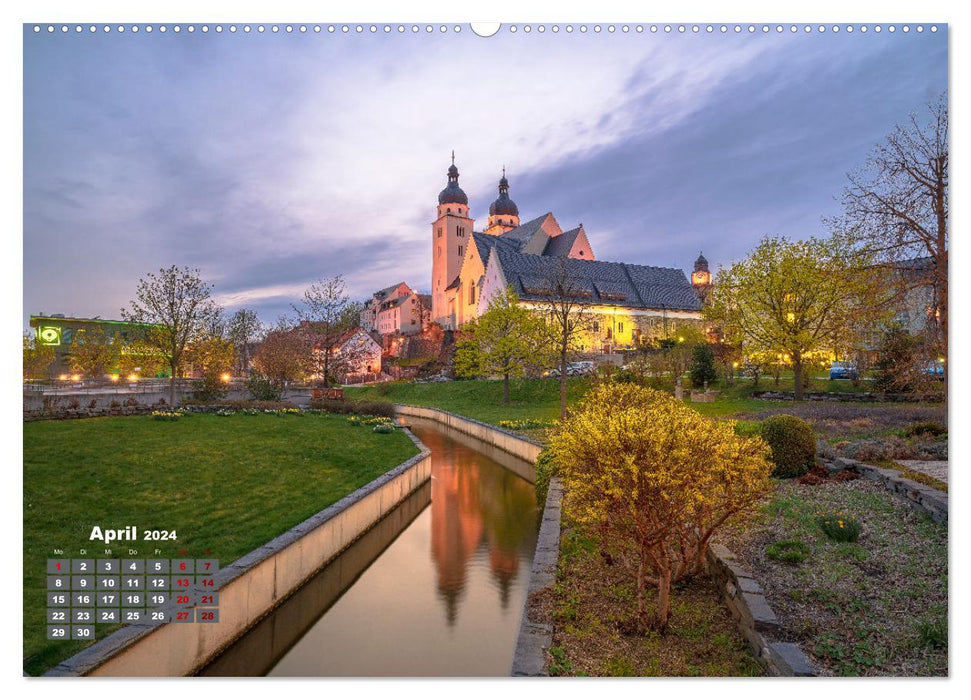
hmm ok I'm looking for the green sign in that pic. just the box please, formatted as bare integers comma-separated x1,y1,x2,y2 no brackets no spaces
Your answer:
37,326,61,346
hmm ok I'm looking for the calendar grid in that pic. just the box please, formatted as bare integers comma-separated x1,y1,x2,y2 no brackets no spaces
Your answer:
46,558,220,641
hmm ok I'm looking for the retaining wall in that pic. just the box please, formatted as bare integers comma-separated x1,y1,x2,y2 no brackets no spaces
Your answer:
45,431,432,677
511,478,562,676
826,457,948,524
394,404,543,464
705,543,816,676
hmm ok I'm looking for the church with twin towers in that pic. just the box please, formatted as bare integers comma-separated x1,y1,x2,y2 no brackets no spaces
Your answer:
430,156,708,353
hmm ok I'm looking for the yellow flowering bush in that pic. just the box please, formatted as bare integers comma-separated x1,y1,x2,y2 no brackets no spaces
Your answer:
549,383,772,631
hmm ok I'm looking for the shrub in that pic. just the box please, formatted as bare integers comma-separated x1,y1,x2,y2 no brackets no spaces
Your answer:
372,424,395,434
816,513,861,542
109,399,121,408
549,383,772,631
534,449,558,506
766,539,810,564
689,343,718,389
124,396,139,407
760,414,816,478
904,421,947,438
245,373,283,402
193,374,229,401
346,416,363,426
182,399,296,410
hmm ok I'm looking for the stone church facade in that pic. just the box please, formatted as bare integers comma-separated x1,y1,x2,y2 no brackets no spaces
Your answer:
431,158,708,352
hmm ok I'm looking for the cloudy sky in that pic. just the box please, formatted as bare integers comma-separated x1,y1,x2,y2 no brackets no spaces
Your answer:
23,24,947,327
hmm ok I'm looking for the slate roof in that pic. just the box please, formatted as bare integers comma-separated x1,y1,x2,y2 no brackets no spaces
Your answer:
493,246,702,312
499,212,549,247
543,227,582,257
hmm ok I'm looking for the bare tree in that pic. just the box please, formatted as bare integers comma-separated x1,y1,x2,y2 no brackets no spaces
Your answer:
828,93,948,392
292,276,367,387
122,266,221,405
226,308,265,376
536,256,594,418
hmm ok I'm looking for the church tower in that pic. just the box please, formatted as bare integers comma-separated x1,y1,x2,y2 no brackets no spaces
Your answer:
432,154,475,327
692,252,713,305
483,168,520,236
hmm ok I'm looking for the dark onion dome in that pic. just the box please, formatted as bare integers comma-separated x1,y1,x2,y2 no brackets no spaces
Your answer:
489,173,519,217
438,162,468,205
694,252,709,272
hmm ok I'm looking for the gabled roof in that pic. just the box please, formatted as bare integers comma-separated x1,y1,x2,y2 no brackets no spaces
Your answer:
543,226,582,257
372,281,411,300
444,275,461,291
492,246,702,312
335,326,380,349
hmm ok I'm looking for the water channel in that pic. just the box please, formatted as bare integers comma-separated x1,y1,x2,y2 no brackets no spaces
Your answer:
199,418,540,677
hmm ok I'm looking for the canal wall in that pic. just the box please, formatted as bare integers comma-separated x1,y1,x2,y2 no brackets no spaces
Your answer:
511,477,562,676
394,405,543,466
45,430,432,678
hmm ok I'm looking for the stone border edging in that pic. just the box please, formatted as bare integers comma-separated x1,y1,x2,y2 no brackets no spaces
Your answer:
511,478,562,677
825,457,947,524
706,543,816,677
394,404,543,465
43,428,432,677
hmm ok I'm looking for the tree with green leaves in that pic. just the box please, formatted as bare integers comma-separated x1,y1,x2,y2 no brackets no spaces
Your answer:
122,266,222,405
454,287,551,404
689,343,717,389
23,333,55,380
68,326,119,378
706,236,888,401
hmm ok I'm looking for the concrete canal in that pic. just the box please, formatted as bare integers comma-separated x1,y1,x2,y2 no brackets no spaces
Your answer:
199,418,540,676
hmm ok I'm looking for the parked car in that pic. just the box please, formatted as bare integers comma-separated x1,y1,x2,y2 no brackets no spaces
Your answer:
921,359,945,380
829,361,859,381
545,361,596,378
568,361,595,376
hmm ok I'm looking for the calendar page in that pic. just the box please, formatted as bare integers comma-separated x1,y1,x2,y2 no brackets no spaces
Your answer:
20,4,950,684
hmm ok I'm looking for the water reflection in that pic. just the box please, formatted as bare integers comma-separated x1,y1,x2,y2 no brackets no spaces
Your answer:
202,420,539,676
422,424,538,626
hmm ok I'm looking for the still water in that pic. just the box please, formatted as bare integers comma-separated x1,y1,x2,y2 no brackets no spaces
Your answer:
200,418,539,677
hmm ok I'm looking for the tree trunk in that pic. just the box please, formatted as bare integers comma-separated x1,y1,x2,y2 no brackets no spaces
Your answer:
559,346,568,419
655,560,672,632
793,355,804,401
503,371,510,404
636,556,649,631
169,364,177,407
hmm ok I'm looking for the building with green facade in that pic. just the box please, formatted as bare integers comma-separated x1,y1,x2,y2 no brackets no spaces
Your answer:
28,314,169,378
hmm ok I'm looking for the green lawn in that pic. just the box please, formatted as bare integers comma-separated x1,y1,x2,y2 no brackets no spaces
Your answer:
347,373,934,427
347,377,594,425
347,376,802,424
23,412,418,675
